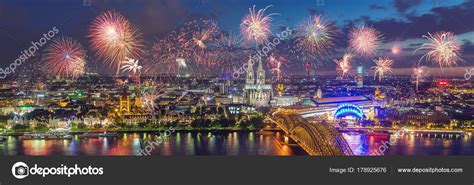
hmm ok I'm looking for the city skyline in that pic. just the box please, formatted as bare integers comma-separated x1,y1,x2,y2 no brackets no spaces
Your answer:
0,0,472,157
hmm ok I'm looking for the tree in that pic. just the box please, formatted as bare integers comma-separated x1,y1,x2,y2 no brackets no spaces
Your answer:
248,116,264,129
34,123,49,132
76,123,86,129
219,116,236,128
239,119,250,129
191,118,211,128
114,116,124,125
12,124,28,131
93,124,103,129
137,122,147,128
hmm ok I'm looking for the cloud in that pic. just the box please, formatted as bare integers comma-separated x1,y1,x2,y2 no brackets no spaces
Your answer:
393,0,423,13
343,1,474,42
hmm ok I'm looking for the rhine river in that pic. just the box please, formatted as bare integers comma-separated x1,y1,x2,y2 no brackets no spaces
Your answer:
1,131,473,156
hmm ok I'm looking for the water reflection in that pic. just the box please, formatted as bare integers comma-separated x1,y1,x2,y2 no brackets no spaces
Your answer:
343,132,474,156
0,131,305,156
2,131,472,156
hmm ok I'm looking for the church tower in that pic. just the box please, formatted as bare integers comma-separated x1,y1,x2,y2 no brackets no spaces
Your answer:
119,95,130,114
243,55,272,107
246,56,254,85
256,56,265,85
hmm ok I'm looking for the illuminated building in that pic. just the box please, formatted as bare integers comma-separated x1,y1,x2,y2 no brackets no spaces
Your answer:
271,96,299,107
315,88,323,99
226,104,256,114
334,104,365,120
356,66,364,87
276,83,284,96
300,96,374,121
243,56,273,107
373,88,387,117
119,95,131,114
402,111,451,126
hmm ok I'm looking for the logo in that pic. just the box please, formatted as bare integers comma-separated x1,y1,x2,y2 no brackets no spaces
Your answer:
12,162,29,179
11,162,104,179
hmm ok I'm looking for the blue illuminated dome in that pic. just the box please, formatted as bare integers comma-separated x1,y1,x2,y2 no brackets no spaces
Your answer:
334,104,365,119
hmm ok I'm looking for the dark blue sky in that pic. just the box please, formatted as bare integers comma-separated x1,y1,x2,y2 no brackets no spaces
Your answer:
0,0,473,73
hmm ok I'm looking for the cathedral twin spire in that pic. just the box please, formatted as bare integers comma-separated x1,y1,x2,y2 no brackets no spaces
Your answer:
246,55,265,85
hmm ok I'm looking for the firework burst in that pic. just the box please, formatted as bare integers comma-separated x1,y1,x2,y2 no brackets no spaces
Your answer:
183,19,221,67
412,66,429,91
334,53,353,78
121,58,142,75
146,36,197,81
140,84,166,115
115,78,128,87
240,5,276,44
43,37,86,79
212,33,251,74
296,15,338,55
391,44,401,55
349,26,383,57
141,90,159,114
146,19,219,77
147,32,186,76
415,31,463,68
268,53,288,81
372,57,394,82
89,11,144,75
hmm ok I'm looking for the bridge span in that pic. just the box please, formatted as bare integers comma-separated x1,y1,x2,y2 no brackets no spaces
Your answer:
270,109,353,156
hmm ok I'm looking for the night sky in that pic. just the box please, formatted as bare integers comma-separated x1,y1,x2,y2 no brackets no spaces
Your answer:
0,0,473,75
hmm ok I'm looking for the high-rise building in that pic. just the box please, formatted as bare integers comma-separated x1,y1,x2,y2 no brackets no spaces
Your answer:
356,66,364,87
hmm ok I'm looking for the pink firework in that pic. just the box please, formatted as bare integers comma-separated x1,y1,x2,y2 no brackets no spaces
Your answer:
416,32,463,68
89,11,144,75
349,26,383,57
296,15,338,55
240,5,276,44
43,37,86,79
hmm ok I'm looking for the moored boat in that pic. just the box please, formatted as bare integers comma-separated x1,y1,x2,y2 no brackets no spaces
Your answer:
79,131,119,138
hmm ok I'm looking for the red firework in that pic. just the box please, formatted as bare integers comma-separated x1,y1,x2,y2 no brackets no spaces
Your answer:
182,19,221,67
89,11,144,75
43,37,86,79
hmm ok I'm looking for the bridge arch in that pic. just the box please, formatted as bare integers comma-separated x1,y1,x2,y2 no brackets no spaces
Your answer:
272,110,353,156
